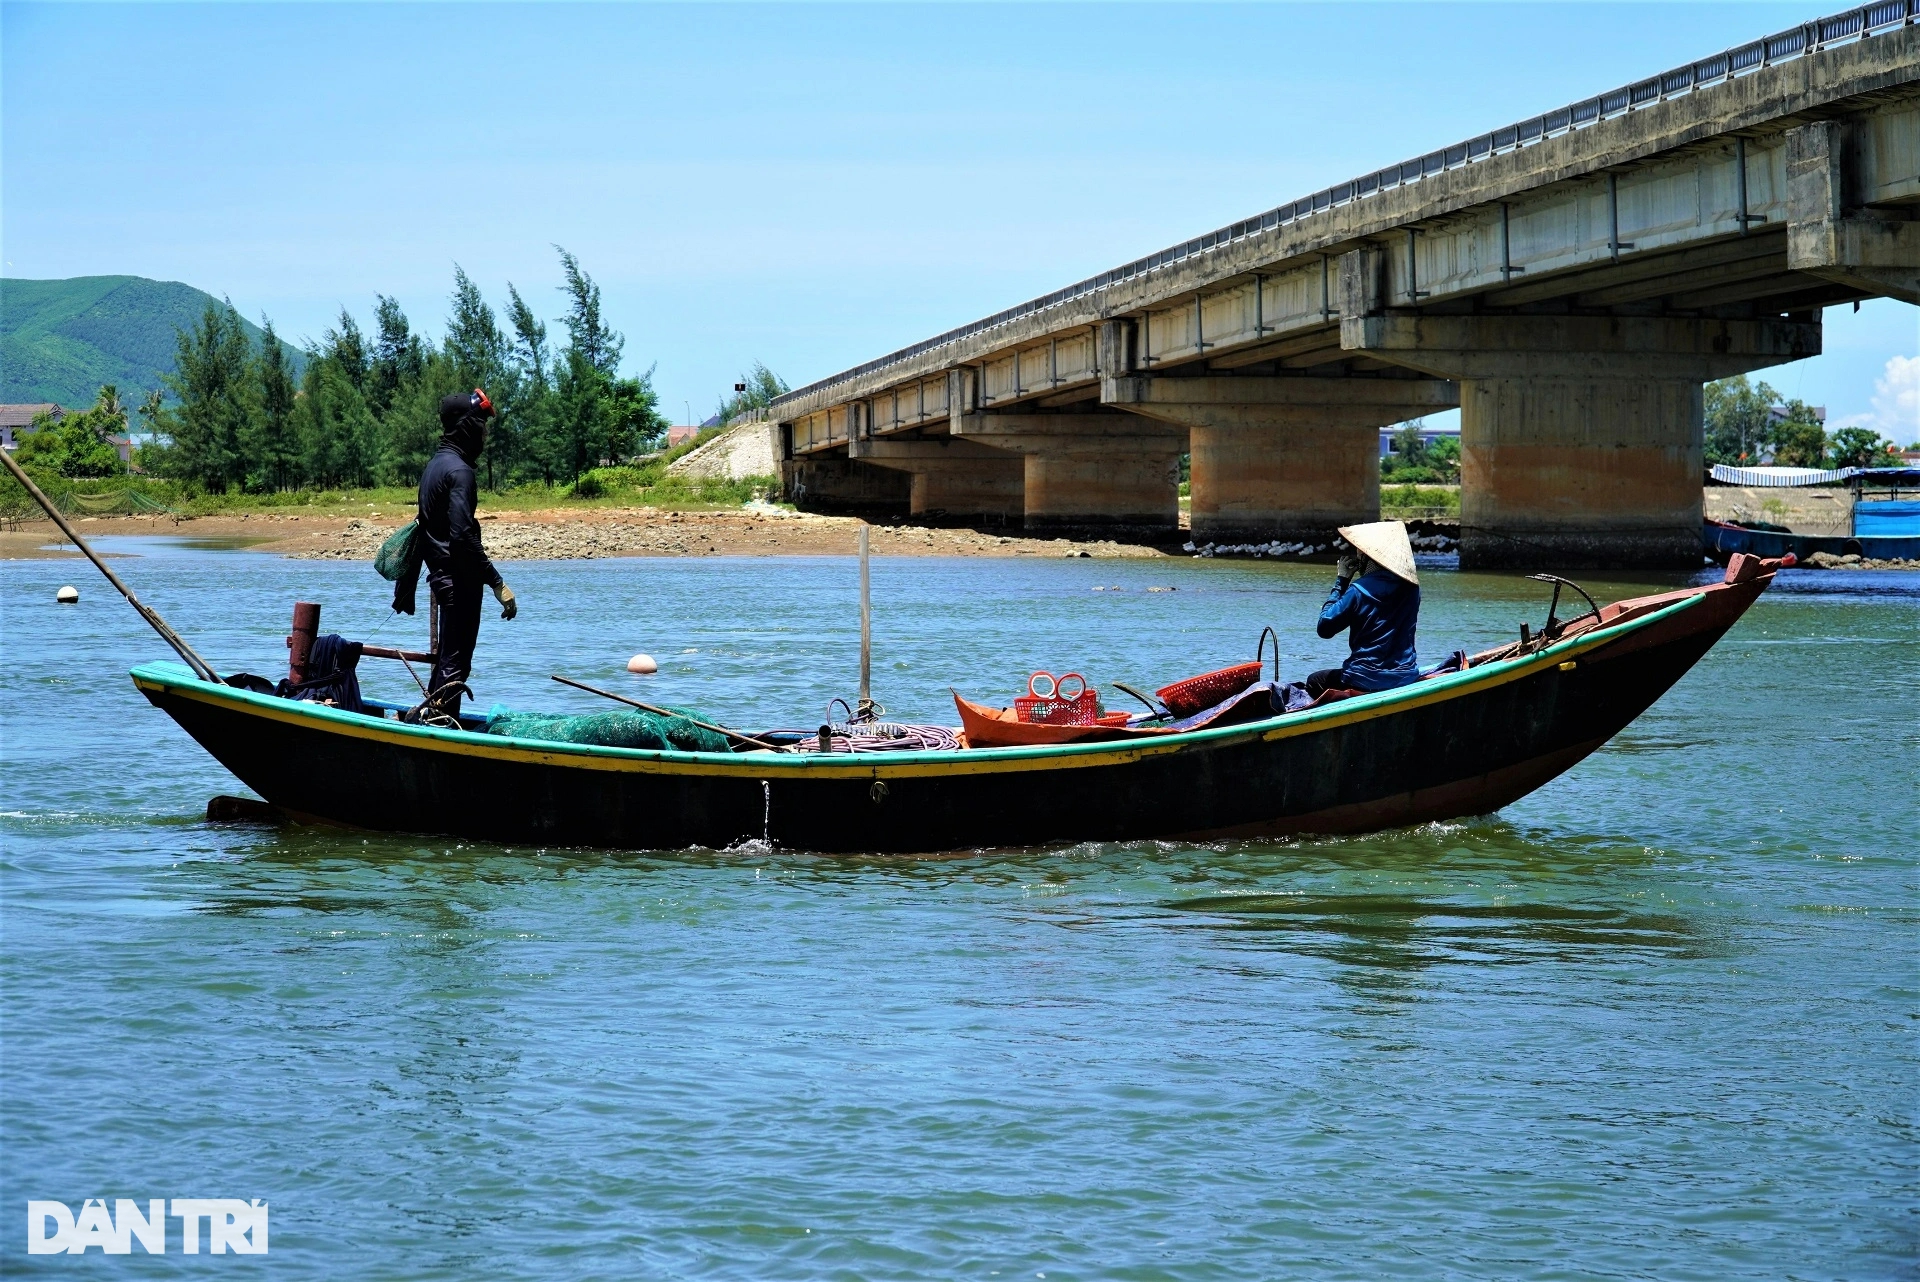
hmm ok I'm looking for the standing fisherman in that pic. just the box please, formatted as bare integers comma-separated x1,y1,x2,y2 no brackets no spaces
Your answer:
1306,519,1421,697
404,389,517,722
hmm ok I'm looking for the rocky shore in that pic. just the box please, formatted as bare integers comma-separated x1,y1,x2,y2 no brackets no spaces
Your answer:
1184,529,1459,559
1801,551,1919,570
281,508,1174,561
5,508,1911,570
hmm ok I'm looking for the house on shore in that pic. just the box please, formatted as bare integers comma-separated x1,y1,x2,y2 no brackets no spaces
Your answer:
0,404,63,452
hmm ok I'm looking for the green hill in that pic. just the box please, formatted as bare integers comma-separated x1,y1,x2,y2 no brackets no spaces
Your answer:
0,275,304,409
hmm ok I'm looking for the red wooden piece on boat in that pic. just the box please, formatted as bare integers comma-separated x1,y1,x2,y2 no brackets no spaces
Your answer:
287,601,321,685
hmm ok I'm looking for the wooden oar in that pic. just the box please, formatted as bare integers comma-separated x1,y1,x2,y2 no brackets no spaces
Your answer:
1,449,222,684
549,674,780,751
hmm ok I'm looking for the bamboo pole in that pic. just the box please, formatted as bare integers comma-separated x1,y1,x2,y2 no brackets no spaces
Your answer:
857,523,873,720
360,644,435,663
1,449,222,683
549,675,780,750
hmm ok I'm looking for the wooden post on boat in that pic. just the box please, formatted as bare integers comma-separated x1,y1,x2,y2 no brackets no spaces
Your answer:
857,524,873,720
429,599,441,664
288,601,321,685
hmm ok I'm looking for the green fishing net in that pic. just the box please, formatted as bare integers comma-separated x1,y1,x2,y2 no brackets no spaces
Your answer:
374,521,420,582
484,706,731,753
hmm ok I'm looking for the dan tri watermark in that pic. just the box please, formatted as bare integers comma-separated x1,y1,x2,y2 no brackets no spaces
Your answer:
27,1199,267,1255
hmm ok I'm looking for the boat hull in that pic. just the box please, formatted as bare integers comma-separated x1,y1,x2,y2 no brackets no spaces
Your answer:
134,576,1768,854
1703,518,1919,563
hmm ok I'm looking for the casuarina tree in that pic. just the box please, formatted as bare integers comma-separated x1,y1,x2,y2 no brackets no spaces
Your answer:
160,301,257,491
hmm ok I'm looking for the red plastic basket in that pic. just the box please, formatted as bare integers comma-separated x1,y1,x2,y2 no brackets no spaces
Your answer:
1013,671,1101,725
1156,661,1263,718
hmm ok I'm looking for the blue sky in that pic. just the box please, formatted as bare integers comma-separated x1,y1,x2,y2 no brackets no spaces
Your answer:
3,2,1914,436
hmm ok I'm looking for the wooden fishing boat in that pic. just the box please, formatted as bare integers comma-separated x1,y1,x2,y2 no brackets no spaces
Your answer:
129,555,1787,854
1703,517,1920,563
1703,465,1920,563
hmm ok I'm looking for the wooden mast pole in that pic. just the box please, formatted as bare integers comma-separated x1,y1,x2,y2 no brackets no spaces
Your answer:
0,449,222,683
857,524,873,720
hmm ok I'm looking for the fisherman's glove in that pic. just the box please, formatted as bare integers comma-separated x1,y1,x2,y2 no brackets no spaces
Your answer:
494,582,518,620
1335,553,1360,585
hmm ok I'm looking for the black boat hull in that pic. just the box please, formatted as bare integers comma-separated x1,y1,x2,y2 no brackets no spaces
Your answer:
134,575,1769,854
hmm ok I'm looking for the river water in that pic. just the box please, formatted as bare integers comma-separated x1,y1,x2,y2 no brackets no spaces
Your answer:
1,543,1913,1277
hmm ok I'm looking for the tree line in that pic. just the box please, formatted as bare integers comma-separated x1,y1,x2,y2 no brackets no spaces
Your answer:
1382,421,1461,484
1704,375,1905,470
139,248,668,492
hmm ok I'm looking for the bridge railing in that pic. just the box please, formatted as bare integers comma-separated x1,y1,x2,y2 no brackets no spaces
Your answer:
768,0,1917,415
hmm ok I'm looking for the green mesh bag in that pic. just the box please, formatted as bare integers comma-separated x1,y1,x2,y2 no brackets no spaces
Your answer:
374,520,421,582
484,707,731,754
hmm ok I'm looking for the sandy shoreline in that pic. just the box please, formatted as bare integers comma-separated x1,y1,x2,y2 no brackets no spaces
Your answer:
8,509,1909,569
0,508,1177,561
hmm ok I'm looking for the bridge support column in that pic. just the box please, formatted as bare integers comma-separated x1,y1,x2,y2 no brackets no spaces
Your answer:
847,436,1024,520
1102,375,1458,542
951,413,1185,534
1341,315,1820,569
1457,375,1710,569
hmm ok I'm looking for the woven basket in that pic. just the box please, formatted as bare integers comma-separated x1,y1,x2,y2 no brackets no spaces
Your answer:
1013,671,1100,725
1156,662,1263,717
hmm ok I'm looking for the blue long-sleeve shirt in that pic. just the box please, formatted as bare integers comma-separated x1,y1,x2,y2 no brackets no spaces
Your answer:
1317,569,1421,692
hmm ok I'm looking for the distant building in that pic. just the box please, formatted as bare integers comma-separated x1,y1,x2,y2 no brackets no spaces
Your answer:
0,403,63,452
1766,404,1826,426
666,426,702,448
1378,422,1459,457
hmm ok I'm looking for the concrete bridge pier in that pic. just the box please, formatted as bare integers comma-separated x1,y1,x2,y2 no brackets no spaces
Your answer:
950,413,1186,534
1101,375,1459,543
1342,315,1822,569
847,436,1024,520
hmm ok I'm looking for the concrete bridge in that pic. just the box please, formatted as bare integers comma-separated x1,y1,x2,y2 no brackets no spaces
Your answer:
764,5,1920,567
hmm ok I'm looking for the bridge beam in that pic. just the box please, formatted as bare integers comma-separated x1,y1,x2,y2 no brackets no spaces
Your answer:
847,436,1023,520
1342,315,1822,569
1787,120,1920,306
1102,375,1458,542
951,413,1185,533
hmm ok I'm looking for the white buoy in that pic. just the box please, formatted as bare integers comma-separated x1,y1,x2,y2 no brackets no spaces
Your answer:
55,585,79,604
626,653,657,674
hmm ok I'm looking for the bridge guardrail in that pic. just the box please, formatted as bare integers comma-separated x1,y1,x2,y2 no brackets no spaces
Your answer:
771,0,1917,414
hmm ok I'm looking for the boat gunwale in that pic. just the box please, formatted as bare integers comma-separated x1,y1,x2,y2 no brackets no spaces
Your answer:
129,592,1706,779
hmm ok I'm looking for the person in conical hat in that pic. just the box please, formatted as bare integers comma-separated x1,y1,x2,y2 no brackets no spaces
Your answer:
1305,519,1422,697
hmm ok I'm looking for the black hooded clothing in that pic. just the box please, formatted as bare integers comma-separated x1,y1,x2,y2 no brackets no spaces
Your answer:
419,395,503,602
418,393,501,704
428,576,485,711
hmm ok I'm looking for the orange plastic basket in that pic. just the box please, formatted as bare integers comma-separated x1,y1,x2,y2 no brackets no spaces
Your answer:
1155,662,1264,718
1013,672,1101,725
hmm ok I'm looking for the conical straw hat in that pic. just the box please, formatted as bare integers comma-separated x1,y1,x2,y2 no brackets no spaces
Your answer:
1336,519,1418,585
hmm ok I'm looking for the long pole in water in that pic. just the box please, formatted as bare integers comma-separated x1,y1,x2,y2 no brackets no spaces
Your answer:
0,448,222,684
857,523,873,720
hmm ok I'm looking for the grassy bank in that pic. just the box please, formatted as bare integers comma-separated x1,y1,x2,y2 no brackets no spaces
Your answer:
2,427,782,523
1380,483,1460,518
